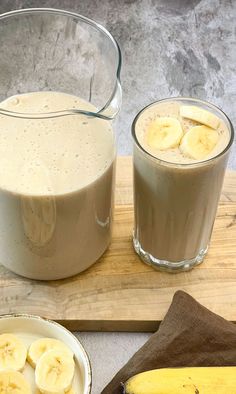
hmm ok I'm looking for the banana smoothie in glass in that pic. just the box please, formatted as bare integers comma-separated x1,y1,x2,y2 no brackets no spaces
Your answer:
132,98,234,272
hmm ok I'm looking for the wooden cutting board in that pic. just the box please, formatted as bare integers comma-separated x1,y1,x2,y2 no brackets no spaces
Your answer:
1,156,236,332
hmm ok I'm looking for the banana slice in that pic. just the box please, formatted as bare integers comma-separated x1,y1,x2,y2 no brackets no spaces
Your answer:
146,117,183,150
28,338,74,368
0,370,31,393
180,105,220,129
0,333,27,371
35,389,75,394
35,349,75,394
180,125,219,160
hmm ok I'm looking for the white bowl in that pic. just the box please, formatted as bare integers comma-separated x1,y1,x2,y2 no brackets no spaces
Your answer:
0,314,92,393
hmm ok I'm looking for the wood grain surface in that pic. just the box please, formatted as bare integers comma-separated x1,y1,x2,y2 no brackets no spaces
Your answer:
0,156,236,331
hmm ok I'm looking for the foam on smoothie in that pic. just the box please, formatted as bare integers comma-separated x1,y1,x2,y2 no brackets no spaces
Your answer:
135,101,230,164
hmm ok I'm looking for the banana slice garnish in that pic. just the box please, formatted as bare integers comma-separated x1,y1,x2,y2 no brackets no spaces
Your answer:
146,117,183,150
35,349,75,394
28,338,74,369
180,105,220,129
0,370,31,393
180,125,219,160
0,333,27,371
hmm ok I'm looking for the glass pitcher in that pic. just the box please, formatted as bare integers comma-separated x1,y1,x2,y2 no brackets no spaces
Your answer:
0,8,122,280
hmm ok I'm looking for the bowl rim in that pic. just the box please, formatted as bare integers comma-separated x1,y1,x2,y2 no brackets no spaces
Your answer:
0,312,92,394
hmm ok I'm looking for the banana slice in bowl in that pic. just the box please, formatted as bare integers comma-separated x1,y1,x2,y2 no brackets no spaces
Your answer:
0,333,27,371
35,349,75,394
0,370,31,393
28,337,74,368
35,387,75,394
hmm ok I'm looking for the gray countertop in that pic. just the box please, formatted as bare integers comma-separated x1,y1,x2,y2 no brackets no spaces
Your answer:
1,0,236,393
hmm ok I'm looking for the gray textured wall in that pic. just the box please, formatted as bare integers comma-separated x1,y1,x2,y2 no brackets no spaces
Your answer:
0,0,235,165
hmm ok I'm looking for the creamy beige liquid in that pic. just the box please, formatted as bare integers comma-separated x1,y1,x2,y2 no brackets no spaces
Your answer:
133,100,231,268
0,91,115,279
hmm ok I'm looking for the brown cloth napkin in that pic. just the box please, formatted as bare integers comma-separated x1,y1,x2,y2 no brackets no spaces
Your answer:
102,290,236,394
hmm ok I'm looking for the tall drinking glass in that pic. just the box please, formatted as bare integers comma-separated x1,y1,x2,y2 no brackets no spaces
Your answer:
132,98,233,272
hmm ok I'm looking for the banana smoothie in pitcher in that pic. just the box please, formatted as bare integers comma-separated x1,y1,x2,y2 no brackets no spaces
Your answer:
0,9,122,279
0,92,115,280
132,98,233,272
